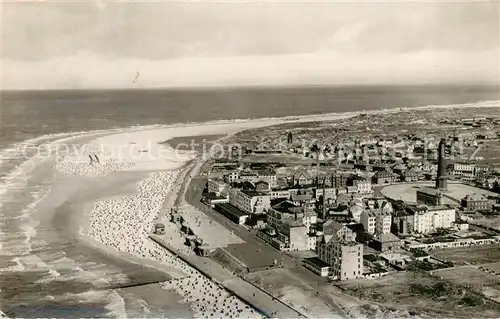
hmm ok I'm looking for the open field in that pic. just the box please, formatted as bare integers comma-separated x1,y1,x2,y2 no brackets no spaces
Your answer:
432,244,500,265
465,140,500,165
381,182,497,204
472,217,500,232
435,266,500,303
482,262,500,274
335,271,500,318
435,266,500,288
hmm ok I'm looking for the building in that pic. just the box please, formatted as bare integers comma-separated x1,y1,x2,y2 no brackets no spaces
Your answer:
453,162,476,179
412,205,456,234
453,221,469,232
292,170,314,186
225,171,240,184
265,201,317,251
268,201,317,231
436,139,448,190
393,211,415,235
336,193,351,207
246,213,267,229
360,209,392,235
229,189,271,214
349,204,364,223
371,233,402,253
376,211,392,235
290,190,315,206
360,210,376,234
307,234,318,250
257,170,278,188
392,163,407,175
372,171,397,184
212,160,238,171
407,236,500,251
214,203,249,225
356,180,372,194
240,172,259,183
203,193,230,207
303,257,330,277
322,173,349,189
207,178,229,196
316,221,363,280
416,187,444,206
255,180,271,193
314,187,336,201
475,163,490,175
401,168,419,182
270,190,291,200
327,210,350,223
461,194,493,212
346,186,358,194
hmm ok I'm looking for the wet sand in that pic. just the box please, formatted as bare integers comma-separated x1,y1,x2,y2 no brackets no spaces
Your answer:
121,283,193,318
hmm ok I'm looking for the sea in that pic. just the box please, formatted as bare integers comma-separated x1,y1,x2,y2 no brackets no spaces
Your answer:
0,84,499,318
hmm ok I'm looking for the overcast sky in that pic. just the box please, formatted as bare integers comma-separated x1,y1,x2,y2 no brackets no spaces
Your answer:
2,1,499,90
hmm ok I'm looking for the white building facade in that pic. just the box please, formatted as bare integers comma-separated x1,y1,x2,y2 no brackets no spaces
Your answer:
316,223,364,281
361,210,376,234
361,209,392,235
356,181,372,194
229,189,271,214
413,206,456,234
208,178,229,196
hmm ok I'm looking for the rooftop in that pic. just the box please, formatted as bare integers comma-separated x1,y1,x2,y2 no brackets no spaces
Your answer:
374,232,401,243
303,257,330,269
241,189,265,197
291,192,314,201
323,220,346,234
463,193,488,201
214,203,248,218
363,208,391,218
205,193,227,200
272,200,299,214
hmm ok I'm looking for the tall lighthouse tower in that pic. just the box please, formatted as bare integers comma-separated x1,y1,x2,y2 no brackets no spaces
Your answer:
435,138,448,191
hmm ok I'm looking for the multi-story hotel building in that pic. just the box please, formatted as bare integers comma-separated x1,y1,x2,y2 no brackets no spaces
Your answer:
316,220,363,280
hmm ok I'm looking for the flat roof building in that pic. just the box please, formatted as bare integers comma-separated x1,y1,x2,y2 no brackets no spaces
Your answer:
214,203,249,225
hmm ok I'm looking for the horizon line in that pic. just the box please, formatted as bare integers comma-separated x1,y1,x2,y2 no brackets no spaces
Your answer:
2,81,500,93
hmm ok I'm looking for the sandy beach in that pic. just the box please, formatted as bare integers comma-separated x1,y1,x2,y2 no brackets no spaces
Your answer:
53,126,266,317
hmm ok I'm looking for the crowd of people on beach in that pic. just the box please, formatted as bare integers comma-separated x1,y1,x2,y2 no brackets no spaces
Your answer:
56,144,134,177
87,167,261,318
162,276,259,318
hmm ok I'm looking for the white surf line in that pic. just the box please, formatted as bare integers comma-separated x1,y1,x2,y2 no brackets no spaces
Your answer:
0,125,163,203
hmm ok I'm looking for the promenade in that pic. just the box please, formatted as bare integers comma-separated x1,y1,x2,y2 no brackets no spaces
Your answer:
150,235,305,318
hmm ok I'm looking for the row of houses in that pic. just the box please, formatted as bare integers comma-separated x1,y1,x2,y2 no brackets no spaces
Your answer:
451,162,490,179
406,236,500,251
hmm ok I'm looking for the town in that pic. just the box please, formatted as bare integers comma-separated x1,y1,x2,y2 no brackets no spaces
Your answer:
154,106,500,317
